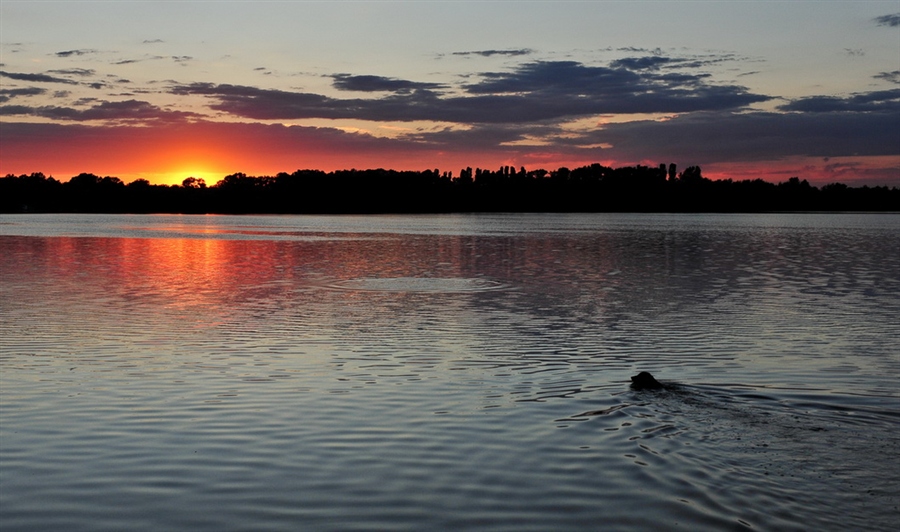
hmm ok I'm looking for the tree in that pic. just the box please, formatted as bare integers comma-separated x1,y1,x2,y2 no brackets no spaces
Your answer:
67,172,102,189
182,177,207,189
678,166,703,184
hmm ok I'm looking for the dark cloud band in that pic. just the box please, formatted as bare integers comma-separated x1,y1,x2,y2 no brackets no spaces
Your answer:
0,99,201,122
171,60,769,124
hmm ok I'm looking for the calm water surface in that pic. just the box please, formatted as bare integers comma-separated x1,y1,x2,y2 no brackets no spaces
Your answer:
1,213,898,531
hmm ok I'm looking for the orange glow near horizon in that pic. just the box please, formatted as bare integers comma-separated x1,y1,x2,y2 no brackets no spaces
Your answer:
2,121,897,188
6,153,896,189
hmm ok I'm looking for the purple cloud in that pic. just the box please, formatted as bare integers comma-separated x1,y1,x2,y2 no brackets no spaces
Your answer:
171,60,769,124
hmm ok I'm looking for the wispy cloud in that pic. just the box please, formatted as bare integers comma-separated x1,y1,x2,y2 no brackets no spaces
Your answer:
874,70,900,84
452,49,533,57
609,56,675,70
331,74,446,93
112,55,189,66
112,55,165,65
48,68,97,77
874,13,900,27
0,70,79,85
54,49,98,58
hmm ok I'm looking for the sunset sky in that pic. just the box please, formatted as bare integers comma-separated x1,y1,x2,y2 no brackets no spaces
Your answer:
1,1,898,186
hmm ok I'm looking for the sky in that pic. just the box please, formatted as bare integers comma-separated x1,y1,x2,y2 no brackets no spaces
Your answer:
1,0,898,187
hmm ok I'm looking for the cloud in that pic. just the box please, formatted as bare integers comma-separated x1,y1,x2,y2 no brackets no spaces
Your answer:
48,68,97,77
406,101,893,168
111,55,187,66
170,82,335,116
874,13,900,27
143,39,164,44
0,105,39,117
112,56,164,65
0,99,202,122
172,60,769,124
452,49,534,57
0,87,47,103
609,56,675,70
568,106,899,163
400,122,560,152
614,47,664,55
6,49,893,185
464,61,713,95
0,70,79,85
462,60,766,112
874,70,900,84
331,74,446,92
54,49,98,57
464,61,629,94
778,89,900,113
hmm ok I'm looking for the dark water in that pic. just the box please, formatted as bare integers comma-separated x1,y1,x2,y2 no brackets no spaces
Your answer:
1,213,898,531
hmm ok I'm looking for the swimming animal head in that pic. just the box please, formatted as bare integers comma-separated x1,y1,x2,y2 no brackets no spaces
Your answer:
631,371,663,390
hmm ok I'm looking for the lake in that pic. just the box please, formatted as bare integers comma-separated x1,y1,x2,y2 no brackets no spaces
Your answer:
1,213,898,531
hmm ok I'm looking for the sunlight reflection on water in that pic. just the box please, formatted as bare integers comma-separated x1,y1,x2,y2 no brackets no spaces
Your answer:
1,213,898,532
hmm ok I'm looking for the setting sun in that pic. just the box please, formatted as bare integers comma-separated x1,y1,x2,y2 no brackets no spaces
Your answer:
159,167,223,187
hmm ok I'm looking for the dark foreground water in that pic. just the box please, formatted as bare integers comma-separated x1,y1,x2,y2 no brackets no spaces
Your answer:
1,213,898,531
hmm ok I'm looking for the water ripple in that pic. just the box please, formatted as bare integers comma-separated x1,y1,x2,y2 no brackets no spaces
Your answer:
2,213,899,532
326,276,508,292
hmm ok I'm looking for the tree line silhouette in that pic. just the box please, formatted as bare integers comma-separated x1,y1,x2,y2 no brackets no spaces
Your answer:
2,163,897,213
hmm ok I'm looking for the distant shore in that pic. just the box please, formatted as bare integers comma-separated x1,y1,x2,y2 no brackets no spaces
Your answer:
3,164,898,213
